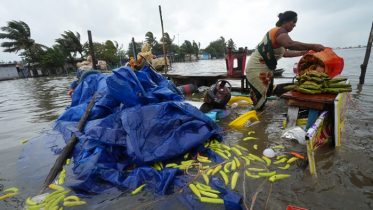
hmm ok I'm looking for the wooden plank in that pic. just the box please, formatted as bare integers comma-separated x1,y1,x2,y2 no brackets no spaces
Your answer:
287,99,325,110
282,90,336,104
286,106,299,128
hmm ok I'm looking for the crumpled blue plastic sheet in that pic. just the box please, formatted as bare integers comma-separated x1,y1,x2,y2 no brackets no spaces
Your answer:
18,66,244,208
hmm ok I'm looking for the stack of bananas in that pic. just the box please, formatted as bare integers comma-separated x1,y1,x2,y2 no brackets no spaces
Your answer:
284,72,352,95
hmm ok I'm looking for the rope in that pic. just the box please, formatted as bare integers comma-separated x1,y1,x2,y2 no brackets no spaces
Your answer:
264,183,273,210
346,92,363,113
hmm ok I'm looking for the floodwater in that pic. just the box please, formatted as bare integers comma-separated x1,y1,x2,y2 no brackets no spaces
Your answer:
0,48,372,210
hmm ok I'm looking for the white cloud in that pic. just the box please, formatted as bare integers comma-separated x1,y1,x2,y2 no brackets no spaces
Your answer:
0,0,372,62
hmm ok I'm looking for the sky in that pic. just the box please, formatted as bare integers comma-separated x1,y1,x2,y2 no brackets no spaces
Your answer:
0,0,372,62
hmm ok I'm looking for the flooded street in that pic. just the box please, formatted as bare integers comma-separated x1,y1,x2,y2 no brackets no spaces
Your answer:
0,48,372,209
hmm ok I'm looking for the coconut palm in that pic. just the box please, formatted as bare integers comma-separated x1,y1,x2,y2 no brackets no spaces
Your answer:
192,40,200,60
55,31,83,70
0,20,46,75
145,31,157,47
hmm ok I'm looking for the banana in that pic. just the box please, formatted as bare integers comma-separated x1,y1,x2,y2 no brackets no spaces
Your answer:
230,160,237,172
63,201,87,206
212,148,225,153
21,139,28,144
199,197,224,204
231,147,243,156
165,163,177,168
0,192,18,200
199,190,219,198
189,184,201,197
195,182,212,189
240,156,251,166
245,170,260,178
2,187,19,193
231,172,239,190
272,146,285,150
49,194,66,210
262,156,271,166
131,184,146,195
181,160,196,165
224,150,232,158
219,171,229,185
196,184,220,193
258,171,277,177
197,157,211,163
215,151,229,160
276,155,288,160
253,144,258,150
243,137,258,141
202,174,210,185
64,195,80,202
184,152,189,159
245,155,256,161
269,174,291,182
221,144,231,151
212,165,222,175
66,158,71,165
206,168,214,176
153,162,161,171
248,154,265,163
287,157,299,164
27,203,46,209
248,167,265,172
43,190,71,203
248,131,255,135
273,158,287,164
26,197,38,206
234,157,241,169
224,162,232,174
278,164,290,170
234,145,249,152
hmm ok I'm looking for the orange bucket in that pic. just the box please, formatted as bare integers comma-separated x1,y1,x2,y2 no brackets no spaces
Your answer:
295,47,344,78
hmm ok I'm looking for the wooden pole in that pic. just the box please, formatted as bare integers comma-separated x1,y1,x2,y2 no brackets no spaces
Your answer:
131,37,137,61
159,5,168,74
87,30,97,70
359,22,373,84
40,93,96,193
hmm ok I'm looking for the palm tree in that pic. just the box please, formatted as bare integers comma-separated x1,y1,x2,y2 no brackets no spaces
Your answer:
227,38,236,51
219,36,226,53
0,20,46,75
145,31,157,47
56,31,83,70
192,40,200,60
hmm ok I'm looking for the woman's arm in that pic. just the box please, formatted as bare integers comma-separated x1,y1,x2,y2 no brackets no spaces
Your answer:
276,33,325,52
283,49,308,58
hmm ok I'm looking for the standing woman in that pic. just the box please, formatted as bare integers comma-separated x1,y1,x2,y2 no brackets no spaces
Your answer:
246,11,325,110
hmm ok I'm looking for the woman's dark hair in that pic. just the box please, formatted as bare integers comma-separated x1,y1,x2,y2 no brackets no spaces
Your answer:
276,11,297,27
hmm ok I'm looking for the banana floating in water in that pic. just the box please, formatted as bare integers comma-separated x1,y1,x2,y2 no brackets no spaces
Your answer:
245,170,260,178
221,144,231,151
278,164,290,170
248,167,265,172
224,162,232,174
269,174,291,182
262,156,271,166
243,137,258,141
231,172,239,190
202,174,210,185
273,158,287,164
234,157,241,169
131,184,146,195
258,171,277,177
0,192,18,200
248,131,255,135
248,154,265,163
272,146,285,150
253,144,258,150
276,155,288,160
219,171,229,185
287,157,299,164
231,147,243,156
234,145,249,152
212,165,222,175
2,187,19,193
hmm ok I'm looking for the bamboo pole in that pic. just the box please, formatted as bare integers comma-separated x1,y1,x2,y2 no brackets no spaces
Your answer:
159,5,168,74
359,22,373,84
132,37,137,61
40,93,96,194
87,30,97,70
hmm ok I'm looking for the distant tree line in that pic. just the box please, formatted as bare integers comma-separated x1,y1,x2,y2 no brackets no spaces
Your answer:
0,20,254,75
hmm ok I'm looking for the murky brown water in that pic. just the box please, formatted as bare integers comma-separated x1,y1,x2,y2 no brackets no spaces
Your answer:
0,48,372,209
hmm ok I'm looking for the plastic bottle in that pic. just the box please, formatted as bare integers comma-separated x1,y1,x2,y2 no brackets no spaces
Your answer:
231,102,238,109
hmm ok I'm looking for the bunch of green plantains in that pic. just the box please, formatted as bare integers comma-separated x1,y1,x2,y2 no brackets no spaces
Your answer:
284,72,352,95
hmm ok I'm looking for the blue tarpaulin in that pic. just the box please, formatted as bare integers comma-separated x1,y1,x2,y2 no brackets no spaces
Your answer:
19,66,243,209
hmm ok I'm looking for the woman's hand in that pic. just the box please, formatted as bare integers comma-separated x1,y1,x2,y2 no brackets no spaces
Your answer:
313,44,325,52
